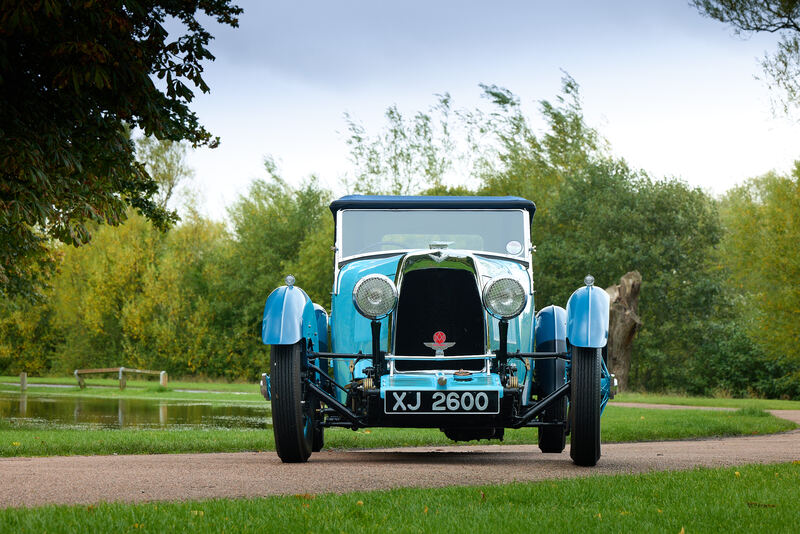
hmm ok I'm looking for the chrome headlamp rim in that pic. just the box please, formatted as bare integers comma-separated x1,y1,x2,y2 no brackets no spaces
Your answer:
352,273,398,320
482,276,527,319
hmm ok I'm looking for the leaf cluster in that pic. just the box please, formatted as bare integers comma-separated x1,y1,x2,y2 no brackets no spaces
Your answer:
718,164,800,378
0,0,241,298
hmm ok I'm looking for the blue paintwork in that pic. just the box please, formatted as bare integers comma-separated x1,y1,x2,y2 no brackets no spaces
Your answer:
262,285,322,349
380,372,503,398
479,257,534,355
330,255,402,354
263,195,612,438
314,304,329,353
353,358,372,379
331,255,403,401
565,285,610,348
535,305,567,352
262,375,271,400
328,252,537,403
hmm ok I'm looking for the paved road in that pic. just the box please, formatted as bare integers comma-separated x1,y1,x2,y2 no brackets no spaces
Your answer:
1,408,798,509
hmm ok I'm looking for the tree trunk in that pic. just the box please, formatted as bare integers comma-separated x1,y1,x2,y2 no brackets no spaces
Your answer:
605,271,642,392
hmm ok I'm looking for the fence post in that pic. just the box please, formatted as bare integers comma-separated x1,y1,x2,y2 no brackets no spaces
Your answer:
119,367,126,391
160,371,168,387
19,372,27,391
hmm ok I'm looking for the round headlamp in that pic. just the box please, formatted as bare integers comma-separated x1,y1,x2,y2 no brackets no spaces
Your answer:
483,277,527,319
353,274,398,320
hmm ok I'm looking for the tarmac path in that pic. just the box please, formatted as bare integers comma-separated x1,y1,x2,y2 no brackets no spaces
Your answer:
1,406,798,509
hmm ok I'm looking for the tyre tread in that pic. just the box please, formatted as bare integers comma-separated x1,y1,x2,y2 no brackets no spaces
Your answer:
569,347,601,466
271,343,312,463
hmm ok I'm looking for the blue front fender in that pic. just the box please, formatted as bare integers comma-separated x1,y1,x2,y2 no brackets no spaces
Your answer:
565,285,609,348
262,285,321,348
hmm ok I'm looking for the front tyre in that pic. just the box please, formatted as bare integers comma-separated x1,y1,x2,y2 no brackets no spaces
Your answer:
569,346,602,466
537,358,567,453
271,342,313,463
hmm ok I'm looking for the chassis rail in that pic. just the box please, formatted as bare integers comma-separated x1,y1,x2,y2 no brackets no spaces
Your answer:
511,382,571,428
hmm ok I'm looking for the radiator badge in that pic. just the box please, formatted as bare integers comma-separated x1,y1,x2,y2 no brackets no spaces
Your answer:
424,331,455,356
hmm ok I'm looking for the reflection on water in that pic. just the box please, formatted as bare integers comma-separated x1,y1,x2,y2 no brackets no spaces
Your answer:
0,393,270,430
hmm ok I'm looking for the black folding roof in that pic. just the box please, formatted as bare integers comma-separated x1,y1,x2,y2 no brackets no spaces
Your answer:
329,195,536,220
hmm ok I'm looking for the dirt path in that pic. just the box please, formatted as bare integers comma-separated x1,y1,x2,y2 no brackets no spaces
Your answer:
1,408,798,509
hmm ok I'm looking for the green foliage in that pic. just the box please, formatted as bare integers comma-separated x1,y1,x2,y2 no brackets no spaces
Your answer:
0,293,59,375
0,209,266,380
225,158,332,316
342,77,766,396
0,155,335,380
3,74,799,396
530,163,727,391
344,96,454,195
477,75,603,217
716,165,800,396
135,137,195,210
692,1,800,116
0,0,242,298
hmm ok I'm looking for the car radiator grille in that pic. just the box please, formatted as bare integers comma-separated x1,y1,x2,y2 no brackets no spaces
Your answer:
394,268,485,372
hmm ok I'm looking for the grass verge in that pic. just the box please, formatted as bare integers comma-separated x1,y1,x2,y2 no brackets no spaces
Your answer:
2,462,799,531
0,375,257,392
613,392,800,410
0,383,263,404
1,406,794,457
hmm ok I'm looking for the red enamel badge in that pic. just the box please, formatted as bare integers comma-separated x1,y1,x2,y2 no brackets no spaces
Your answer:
424,331,455,354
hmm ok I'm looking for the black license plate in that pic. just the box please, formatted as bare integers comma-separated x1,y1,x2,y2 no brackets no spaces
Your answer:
384,390,500,414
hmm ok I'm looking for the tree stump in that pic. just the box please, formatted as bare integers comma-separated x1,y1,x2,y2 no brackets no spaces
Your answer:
605,271,642,392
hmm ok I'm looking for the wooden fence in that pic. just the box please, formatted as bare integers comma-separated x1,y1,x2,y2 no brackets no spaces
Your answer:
73,367,168,390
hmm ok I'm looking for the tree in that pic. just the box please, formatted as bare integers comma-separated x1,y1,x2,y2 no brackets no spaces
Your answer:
344,97,454,195
476,76,604,217
719,164,800,366
135,137,194,210
225,159,332,336
342,79,740,394
692,0,800,115
606,271,642,392
342,74,602,207
0,0,242,298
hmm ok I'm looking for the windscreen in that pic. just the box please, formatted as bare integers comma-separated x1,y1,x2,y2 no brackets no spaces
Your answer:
340,209,526,258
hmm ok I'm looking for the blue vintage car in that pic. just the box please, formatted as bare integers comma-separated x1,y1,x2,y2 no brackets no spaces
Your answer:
260,195,612,466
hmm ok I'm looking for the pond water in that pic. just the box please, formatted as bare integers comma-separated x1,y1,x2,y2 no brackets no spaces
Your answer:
0,393,270,430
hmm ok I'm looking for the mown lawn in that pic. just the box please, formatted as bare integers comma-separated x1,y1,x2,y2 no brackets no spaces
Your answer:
613,392,800,410
2,462,799,532
0,405,795,457
0,382,263,404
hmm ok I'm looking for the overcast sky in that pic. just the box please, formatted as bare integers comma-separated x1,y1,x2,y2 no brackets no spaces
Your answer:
177,1,800,220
